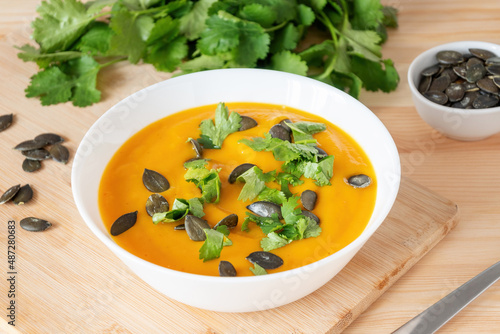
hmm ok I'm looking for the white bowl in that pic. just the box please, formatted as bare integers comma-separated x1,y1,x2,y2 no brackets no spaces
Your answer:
408,41,500,141
72,69,400,312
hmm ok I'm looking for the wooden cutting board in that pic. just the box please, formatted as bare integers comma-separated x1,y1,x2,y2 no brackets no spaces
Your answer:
0,32,459,333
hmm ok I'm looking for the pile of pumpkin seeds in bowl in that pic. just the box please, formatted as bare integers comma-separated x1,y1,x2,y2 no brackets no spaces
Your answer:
418,48,500,108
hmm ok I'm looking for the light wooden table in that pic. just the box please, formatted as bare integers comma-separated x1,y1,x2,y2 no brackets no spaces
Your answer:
0,0,499,333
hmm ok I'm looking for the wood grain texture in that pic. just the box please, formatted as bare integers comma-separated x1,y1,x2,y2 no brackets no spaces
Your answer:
0,0,499,332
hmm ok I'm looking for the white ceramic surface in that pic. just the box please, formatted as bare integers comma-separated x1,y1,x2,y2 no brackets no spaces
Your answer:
72,69,401,312
408,41,500,141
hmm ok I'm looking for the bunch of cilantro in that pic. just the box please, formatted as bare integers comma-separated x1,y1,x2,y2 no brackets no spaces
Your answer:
17,0,398,107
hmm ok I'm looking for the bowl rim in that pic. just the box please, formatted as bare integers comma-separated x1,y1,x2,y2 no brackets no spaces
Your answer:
408,40,500,115
72,68,401,283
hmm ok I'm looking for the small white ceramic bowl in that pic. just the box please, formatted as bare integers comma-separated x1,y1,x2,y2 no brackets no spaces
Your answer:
72,69,400,312
408,41,500,141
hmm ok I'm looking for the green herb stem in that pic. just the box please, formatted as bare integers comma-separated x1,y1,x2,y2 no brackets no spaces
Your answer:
264,20,289,33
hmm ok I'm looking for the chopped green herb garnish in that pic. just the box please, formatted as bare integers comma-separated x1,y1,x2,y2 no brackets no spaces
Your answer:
199,227,232,262
198,102,242,149
152,197,204,224
184,158,221,203
249,262,267,276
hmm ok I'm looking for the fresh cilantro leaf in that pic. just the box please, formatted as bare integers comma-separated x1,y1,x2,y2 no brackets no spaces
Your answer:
145,35,188,72
257,187,286,205
146,16,180,45
261,232,290,251
343,23,382,62
238,4,277,28
183,158,209,169
178,54,226,74
309,0,327,11
329,70,363,98
299,40,335,68
152,198,189,223
281,196,302,225
187,197,205,217
270,51,308,76
229,18,269,67
199,228,226,262
85,0,117,14
184,160,221,203
236,166,276,202
179,0,217,40
25,66,72,105
286,121,326,144
198,102,242,149
109,7,154,63
297,4,315,26
382,6,398,28
243,212,282,234
249,262,267,275
197,14,240,55
152,197,204,223
303,218,322,238
302,155,334,186
270,23,300,54
239,134,317,162
351,57,399,92
215,225,230,237
350,0,383,30
121,0,162,11
26,55,102,107
32,0,95,52
16,45,82,68
76,22,113,56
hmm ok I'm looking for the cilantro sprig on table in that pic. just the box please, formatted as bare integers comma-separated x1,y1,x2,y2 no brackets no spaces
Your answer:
17,0,398,107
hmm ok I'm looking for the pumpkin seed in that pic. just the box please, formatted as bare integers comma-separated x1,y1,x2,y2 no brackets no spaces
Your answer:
453,65,467,80
145,194,169,217
14,139,48,151
246,251,283,269
228,163,256,184
445,83,465,102
436,50,464,65
441,68,458,82
473,94,499,109
485,57,500,66
184,215,210,241
34,133,64,145
429,74,451,92
22,148,51,161
239,116,258,131
0,184,20,204
300,190,317,211
486,65,500,76
174,223,185,230
301,210,320,224
246,201,283,219
347,174,372,188
189,138,203,158
20,217,51,232
469,48,497,61
466,63,486,83
418,75,432,94
219,261,237,277
269,124,291,142
0,114,13,132
142,168,170,192
493,77,500,89
466,57,483,69
423,91,448,105
421,64,440,76
12,184,33,205
110,211,137,236
49,144,70,164
213,214,238,230
477,78,499,94
22,158,42,172
463,82,479,92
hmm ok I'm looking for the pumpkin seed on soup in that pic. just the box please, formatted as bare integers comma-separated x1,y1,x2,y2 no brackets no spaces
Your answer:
110,211,138,236
142,169,170,193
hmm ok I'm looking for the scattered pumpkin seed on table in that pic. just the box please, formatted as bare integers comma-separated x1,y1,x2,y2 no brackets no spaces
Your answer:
0,114,13,132
0,184,21,204
12,184,33,205
20,217,52,232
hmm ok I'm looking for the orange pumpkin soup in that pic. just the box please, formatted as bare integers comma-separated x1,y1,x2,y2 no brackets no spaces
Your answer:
98,102,376,276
